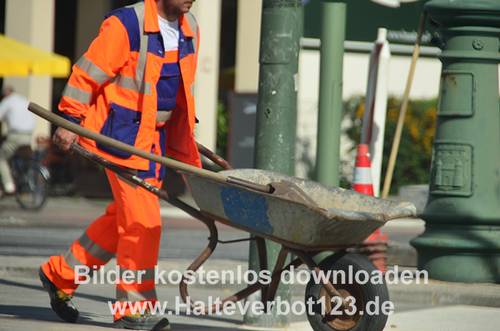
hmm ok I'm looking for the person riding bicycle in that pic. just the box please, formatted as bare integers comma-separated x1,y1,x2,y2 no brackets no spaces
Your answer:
0,86,35,195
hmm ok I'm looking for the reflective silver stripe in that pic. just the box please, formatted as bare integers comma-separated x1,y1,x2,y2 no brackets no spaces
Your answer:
185,14,197,99
353,167,373,185
113,75,152,95
62,85,92,104
133,3,150,96
64,250,97,277
63,249,85,269
185,12,199,53
78,233,114,262
75,56,111,84
116,288,157,302
156,111,172,123
119,268,156,281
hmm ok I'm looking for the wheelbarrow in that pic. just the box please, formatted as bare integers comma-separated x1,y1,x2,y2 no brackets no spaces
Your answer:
28,103,416,331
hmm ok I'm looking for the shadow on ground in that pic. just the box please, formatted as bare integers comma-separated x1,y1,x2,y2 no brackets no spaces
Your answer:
0,305,109,328
0,278,112,303
0,304,246,331
0,277,245,330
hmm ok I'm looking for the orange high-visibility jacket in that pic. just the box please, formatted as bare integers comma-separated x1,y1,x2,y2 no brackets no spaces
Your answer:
58,0,201,169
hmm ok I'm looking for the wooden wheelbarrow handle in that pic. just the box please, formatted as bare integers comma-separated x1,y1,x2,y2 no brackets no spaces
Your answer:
27,102,272,194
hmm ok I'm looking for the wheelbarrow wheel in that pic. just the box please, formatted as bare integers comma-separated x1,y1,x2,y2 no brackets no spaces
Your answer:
305,253,389,331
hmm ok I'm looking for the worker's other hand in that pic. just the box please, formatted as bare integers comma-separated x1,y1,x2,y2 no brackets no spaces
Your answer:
53,127,78,152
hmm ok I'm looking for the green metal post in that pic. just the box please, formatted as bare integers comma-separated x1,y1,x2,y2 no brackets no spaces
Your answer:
315,1,346,187
244,0,302,327
314,1,346,264
411,0,500,283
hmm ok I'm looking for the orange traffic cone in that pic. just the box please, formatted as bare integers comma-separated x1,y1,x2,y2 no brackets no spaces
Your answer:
360,229,388,272
352,144,388,272
352,144,375,196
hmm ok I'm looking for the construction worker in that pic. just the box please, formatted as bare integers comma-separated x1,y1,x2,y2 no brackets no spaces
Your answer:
0,86,35,195
39,0,200,330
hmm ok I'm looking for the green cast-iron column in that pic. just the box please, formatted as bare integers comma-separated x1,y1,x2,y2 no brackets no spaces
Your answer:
314,1,346,265
411,0,500,283
316,0,346,187
244,0,302,326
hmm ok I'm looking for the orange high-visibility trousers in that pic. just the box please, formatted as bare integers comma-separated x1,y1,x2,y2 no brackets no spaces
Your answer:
41,131,165,320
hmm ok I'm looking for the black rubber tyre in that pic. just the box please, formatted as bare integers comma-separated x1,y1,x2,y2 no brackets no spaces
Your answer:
305,253,390,331
15,163,49,211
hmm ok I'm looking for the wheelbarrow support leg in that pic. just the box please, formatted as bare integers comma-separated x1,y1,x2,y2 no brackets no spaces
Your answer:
264,246,289,307
255,237,268,303
203,256,304,314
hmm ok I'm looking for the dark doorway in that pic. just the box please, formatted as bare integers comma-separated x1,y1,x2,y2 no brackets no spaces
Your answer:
112,0,139,9
48,0,79,195
52,0,78,118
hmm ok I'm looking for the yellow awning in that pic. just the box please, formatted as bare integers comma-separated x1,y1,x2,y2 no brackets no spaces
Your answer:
0,34,70,77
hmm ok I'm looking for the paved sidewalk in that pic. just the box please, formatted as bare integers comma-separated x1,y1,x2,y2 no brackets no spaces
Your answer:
385,305,500,331
1,255,500,331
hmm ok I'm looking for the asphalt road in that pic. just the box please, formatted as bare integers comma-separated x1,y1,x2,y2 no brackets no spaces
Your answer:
0,196,249,261
0,196,424,264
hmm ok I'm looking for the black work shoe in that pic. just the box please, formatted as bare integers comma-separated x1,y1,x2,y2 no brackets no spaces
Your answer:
113,313,170,330
38,267,79,323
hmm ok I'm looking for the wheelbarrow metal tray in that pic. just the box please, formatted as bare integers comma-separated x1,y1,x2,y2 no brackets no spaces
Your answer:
185,169,416,250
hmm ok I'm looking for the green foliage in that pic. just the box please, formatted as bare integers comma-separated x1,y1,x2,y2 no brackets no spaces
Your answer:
345,96,438,194
216,101,228,158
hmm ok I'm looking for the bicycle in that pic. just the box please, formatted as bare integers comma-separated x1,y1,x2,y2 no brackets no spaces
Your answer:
0,142,50,210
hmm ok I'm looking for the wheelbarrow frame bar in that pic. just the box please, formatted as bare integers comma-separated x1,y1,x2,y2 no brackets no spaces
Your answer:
71,144,350,313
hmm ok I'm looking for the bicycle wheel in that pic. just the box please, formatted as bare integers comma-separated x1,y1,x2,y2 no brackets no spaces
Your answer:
15,162,49,210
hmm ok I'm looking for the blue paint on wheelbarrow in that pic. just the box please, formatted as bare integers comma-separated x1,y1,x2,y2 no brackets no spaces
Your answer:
220,187,273,234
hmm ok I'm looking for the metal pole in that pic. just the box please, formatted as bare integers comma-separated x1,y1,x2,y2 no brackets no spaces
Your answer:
300,38,441,58
244,0,302,327
367,28,391,198
411,0,500,283
315,1,346,187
